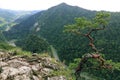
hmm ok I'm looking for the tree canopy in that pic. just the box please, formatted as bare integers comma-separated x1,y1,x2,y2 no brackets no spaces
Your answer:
64,12,110,53
20,34,49,53
64,12,112,79
64,12,110,35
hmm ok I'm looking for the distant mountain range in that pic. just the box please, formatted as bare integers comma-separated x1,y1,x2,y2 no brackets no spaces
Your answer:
0,8,39,31
4,3,120,63
4,3,96,39
1,3,120,80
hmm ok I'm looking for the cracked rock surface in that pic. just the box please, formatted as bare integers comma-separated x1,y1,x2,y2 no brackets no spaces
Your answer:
0,51,66,80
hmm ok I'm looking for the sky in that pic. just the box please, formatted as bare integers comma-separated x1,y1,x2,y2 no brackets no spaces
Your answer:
0,0,120,12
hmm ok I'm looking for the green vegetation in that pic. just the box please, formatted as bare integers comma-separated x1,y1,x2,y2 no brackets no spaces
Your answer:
50,68,75,80
0,9,36,31
0,67,3,74
0,42,14,50
0,31,6,42
64,12,110,33
16,34,49,53
68,57,120,80
2,3,120,80
0,9,16,22
0,9,16,31
0,17,7,27
64,12,114,79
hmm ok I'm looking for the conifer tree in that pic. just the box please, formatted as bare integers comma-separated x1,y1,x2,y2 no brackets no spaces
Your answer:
64,12,111,79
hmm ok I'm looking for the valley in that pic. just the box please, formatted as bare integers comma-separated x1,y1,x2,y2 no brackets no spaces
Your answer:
0,3,120,80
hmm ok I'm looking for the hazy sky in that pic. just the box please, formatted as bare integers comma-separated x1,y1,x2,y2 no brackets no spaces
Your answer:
0,0,120,12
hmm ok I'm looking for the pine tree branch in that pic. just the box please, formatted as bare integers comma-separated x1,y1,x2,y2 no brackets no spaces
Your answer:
83,25,106,52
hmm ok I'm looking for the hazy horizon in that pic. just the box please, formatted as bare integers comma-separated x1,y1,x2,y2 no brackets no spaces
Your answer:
0,0,120,12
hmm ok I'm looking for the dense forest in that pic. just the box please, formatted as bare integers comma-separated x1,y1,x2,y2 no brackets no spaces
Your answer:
4,3,120,62
1,3,120,80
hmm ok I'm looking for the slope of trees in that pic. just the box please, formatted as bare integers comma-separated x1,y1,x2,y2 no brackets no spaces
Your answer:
4,3,120,65
0,9,37,31
65,12,120,80
16,34,49,53
2,3,120,79
3,3,96,59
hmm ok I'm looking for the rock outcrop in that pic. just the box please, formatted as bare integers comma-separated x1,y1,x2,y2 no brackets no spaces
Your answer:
0,51,66,80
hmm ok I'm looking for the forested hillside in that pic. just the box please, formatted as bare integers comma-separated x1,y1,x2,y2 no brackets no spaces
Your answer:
0,8,37,31
0,9,16,22
4,3,120,62
3,3,96,53
3,3,120,79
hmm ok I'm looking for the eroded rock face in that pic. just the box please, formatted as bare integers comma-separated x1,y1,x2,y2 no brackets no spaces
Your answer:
0,51,66,80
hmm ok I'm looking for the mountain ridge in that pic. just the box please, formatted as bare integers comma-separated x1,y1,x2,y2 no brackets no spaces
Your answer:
4,3,96,39
3,3,120,62
2,3,120,80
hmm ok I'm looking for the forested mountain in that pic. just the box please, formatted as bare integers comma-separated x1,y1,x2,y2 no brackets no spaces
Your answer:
0,9,16,22
0,8,38,22
4,3,120,62
0,8,38,31
4,3,95,60
4,3,96,38
3,3,120,80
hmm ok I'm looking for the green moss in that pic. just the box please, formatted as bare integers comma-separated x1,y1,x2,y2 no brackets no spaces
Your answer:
0,67,3,74
49,68,75,80
38,53,49,57
0,42,15,50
